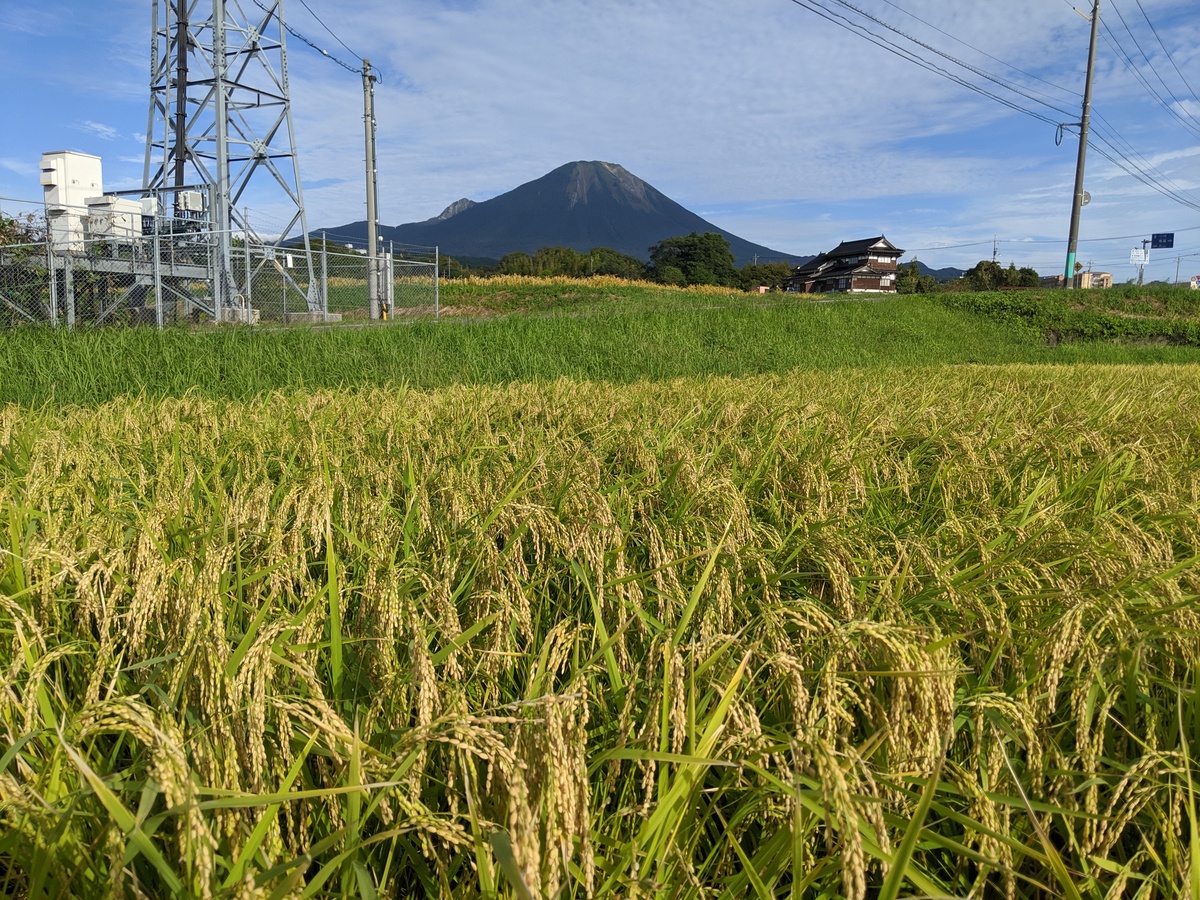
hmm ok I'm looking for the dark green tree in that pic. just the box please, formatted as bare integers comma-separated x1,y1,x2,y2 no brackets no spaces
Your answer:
648,232,737,287
532,246,586,277
895,259,937,294
584,247,648,280
737,261,792,292
499,251,535,276
964,260,1005,291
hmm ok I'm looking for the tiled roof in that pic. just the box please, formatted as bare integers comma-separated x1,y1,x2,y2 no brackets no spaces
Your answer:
829,235,902,256
790,235,903,277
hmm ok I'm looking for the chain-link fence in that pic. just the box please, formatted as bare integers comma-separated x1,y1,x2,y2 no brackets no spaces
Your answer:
0,198,438,329
320,242,440,323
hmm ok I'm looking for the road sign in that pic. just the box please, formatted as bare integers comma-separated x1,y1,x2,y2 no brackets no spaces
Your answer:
1151,233,1174,249
1130,249,1148,265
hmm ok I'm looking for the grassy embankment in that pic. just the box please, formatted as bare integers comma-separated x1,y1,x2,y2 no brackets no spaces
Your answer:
3,278,1200,406
2,367,1200,897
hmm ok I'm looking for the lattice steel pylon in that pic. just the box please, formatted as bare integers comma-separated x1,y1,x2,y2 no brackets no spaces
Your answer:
144,0,319,316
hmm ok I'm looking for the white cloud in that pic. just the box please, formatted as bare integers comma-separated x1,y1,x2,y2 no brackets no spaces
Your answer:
77,121,119,141
0,157,36,178
1,0,1197,277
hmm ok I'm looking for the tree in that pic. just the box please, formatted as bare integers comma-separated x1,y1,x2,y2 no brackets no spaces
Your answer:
584,247,648,280
531,246,586,277
648,232,737,287
499,251,535,276
964,260,1005,291
737,261,792,292
895,259,936,294
1016,266,1040,287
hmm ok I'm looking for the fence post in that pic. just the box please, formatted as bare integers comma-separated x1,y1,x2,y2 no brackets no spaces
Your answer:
153,214,164,328
64,256,75,330
435,246,440,319
321,231,329,323
243,223,252,317
46,239,58,327
387,241,395,320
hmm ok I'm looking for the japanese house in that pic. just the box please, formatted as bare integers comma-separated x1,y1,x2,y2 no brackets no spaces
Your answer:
785,235,903,293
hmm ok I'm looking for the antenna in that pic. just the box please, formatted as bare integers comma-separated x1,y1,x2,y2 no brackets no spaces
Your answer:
144,0,318,315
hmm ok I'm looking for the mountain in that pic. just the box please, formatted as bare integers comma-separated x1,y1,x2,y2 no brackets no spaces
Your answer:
322,161,796,267
915,261,964,282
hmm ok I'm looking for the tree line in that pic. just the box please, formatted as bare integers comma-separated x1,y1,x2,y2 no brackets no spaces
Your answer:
896,259,1040,294
494,232,793,291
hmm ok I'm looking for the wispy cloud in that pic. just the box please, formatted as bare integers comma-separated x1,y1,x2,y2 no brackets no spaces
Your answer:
1,0,1198,278
76,121,119,141
0,157,36,178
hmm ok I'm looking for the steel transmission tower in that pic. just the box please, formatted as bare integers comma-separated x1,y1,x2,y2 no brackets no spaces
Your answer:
144,0,319,315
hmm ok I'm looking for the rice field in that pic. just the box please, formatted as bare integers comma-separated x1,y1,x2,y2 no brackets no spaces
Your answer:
2,363,1199,898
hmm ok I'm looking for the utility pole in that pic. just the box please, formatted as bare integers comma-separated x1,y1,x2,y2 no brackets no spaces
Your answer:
363,58,382,319
1063,0,1101,289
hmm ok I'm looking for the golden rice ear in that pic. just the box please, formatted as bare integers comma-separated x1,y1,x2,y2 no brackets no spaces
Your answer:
2,366,1199,896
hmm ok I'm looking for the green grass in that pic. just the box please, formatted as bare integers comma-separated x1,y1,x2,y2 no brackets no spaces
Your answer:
5,286,1200,406
932,282,1200,344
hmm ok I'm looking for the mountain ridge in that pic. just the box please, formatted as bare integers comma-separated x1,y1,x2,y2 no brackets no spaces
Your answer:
318,161,797,267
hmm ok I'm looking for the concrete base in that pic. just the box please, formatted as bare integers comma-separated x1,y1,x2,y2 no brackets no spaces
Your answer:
220,307,261,325
284,311,343,324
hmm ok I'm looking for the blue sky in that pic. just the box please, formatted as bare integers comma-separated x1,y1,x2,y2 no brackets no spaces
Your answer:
1,0,1199,279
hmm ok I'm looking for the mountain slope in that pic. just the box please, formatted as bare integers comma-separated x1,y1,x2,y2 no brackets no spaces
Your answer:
324,161,797,267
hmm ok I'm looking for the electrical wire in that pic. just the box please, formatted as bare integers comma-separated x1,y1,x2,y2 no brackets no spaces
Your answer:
1107,0,1200,133
1099,13,1200,140
784,0,1064,126
1131,0,1200,109
877,0,1081,103
248,0,365,76
294,0,362,62
792,0,1077,120
785,0,1200,217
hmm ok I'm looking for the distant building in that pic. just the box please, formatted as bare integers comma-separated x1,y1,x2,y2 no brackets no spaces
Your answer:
785,236,903,294
1077,271,1112,289
1041,272,1113,289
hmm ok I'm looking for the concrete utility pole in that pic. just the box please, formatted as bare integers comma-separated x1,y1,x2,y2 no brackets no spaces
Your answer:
1063,0,1101,289
363,58,383,319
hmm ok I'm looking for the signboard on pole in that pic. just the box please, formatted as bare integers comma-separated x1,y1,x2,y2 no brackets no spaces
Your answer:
1130,248,1148,265
1151,233,1174,249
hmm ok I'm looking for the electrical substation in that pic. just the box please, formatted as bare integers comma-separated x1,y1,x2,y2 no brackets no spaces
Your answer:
0,1,437,329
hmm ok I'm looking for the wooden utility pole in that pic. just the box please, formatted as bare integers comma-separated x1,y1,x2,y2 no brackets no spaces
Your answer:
1063,0,1101,289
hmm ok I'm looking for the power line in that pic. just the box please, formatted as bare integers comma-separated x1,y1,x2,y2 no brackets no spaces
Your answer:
1107,0,1200,133
905,223,1200,254
783,0,1065,125
785,0,1200,218
874,0,1081,108
1131,0,1200,108
294,0,362,62
1099,8,1200,140
249,0,365,76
